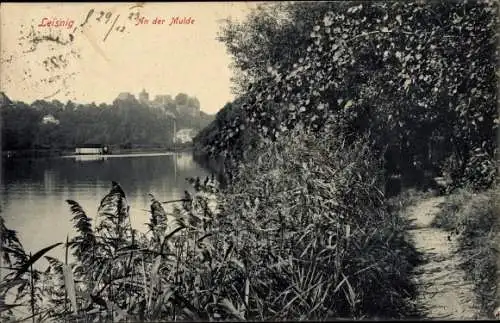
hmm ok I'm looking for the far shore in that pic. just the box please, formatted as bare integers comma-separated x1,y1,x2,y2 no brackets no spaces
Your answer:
2,146,194,159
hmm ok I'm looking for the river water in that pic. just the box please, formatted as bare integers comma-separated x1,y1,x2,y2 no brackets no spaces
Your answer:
0,152,211,264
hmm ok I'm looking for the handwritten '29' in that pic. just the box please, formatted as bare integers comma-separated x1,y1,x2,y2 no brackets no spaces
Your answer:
78,6,142,42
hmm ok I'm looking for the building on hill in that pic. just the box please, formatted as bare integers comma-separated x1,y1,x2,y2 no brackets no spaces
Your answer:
42,114,60,125
115,90,200,119
116,92,136,101
152,95,173,109
153,95,173,105
139,89,149,105
174,128,198,144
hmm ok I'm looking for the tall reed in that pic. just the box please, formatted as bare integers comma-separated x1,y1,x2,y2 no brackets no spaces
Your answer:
1,130,420,320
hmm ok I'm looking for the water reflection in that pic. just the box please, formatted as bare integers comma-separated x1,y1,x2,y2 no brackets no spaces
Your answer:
70,155,109,162
43,169,57,191
175,153,196,171
0,152,210,264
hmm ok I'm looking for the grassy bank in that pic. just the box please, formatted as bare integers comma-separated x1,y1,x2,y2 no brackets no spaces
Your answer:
431,187,499,318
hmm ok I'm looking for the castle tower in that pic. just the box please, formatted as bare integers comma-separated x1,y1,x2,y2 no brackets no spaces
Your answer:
139,89,149,105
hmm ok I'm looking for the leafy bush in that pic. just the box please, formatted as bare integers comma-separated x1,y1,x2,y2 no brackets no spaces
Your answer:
196,1,498,190
193,98,258,162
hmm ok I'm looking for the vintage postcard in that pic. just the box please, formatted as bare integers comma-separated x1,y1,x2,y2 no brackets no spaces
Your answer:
0,1,498,322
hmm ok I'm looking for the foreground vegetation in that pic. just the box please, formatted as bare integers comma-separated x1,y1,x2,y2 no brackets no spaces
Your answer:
192,2,499,316
432,186,499,318
1,0,498,321
0,126,424,321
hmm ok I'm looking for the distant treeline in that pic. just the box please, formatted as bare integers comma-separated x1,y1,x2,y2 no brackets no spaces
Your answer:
1,95,213,151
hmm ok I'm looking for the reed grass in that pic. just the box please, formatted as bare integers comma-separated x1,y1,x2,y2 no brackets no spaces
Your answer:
205,125,422,319
0,126,422,321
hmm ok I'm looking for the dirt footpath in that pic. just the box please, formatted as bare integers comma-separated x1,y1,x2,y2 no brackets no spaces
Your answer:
406,196,484,320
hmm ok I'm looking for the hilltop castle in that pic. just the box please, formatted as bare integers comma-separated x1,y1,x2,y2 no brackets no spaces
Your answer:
116,89,200,118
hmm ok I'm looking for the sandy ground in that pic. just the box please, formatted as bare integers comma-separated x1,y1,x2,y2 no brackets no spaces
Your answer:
407,196,484,320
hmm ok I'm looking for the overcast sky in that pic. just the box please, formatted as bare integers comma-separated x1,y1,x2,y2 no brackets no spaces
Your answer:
0,2,258,114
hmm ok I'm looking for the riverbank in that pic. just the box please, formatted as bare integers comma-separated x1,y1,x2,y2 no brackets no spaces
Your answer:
0,149,496,320
2,146,194,159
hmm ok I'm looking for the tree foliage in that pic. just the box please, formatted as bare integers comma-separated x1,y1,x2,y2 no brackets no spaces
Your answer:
197,1,498,191
1,94,213,151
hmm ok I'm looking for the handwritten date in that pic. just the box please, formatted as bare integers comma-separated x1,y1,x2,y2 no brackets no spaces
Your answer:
78,8,138,41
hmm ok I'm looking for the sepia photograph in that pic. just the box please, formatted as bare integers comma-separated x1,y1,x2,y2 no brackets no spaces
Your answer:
0,1,499,321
